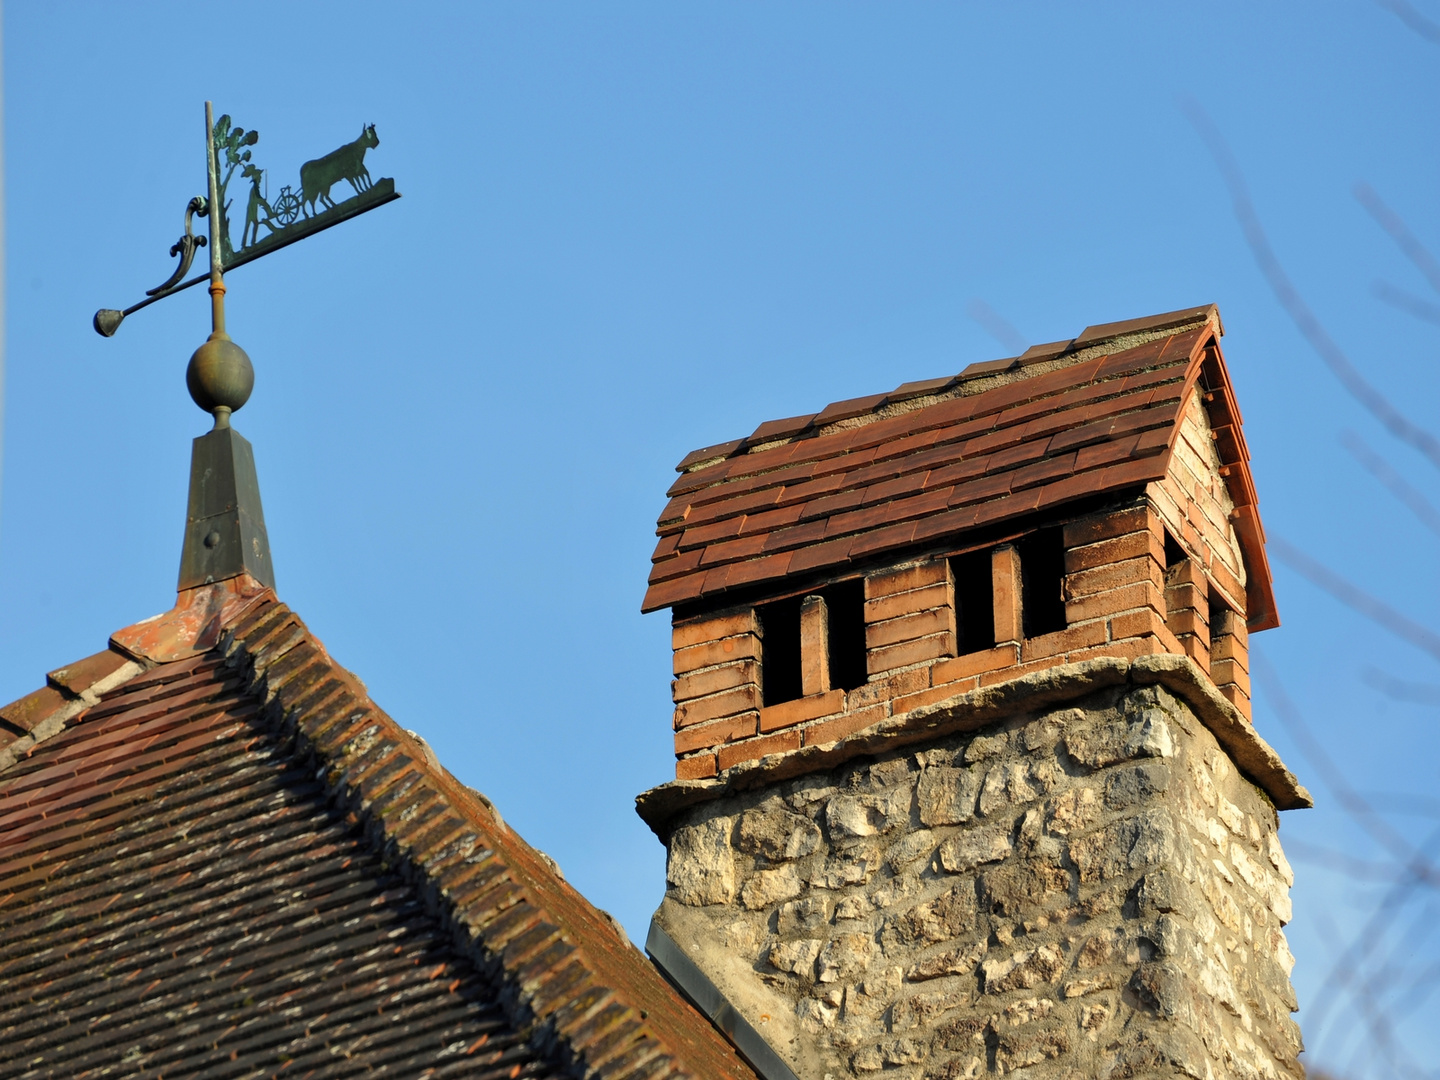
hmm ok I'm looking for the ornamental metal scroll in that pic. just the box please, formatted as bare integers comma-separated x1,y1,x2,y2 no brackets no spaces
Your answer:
94,108,400,337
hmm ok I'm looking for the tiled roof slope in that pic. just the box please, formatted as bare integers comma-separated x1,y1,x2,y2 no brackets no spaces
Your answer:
0,589,759,1080
0,655,561,1079
645,304,1277,631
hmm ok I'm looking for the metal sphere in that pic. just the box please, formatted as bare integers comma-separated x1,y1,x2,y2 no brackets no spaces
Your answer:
186,334,254,415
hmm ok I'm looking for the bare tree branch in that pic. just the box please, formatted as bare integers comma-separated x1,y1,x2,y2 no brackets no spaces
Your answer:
1355,788,1440,818
1340,430,1440,539
1285,836,1409,880
1253,655,1440,1065
1182,98,1440,472
1354,183,1440,296
1255,653,1440,880
1372,279,1440,326
1360,666,1440,707
1378,0,1440,44
1269,535,1440,663
965,299,1027,354
1338,899,1440,1079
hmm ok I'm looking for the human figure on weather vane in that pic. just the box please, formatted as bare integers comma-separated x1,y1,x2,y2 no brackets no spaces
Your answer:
241,164,277,250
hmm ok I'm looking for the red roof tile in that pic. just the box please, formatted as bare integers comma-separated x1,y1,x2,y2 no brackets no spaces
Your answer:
811,393,891,426
747,414,815,444
645,305,1277,631
0,588,761,1080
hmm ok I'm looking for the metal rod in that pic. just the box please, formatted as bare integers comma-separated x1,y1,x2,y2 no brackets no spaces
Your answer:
204,101,226,336
108,187,401,320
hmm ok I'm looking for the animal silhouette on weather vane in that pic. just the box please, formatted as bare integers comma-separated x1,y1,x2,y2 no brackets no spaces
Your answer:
94,104,398,339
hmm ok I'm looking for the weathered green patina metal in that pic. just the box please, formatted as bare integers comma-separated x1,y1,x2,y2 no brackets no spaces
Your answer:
177,426,275,591
93,105,399,336
94,102,400,593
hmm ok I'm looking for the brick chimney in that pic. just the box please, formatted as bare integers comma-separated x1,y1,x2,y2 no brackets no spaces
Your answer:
638,306,1310,1080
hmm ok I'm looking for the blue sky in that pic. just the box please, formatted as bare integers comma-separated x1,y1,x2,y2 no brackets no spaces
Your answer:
5,4,1439,1073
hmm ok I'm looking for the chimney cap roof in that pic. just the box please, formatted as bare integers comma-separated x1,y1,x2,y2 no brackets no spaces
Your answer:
646,303,1275,631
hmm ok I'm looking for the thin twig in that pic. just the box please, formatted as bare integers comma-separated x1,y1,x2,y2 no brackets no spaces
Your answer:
1253,656,1440,1059
1355,183,1440,296
1285,836,1407,881
1340,430,1440,539
1344,901,1440,1062
1360,666,1440,707
965,299,1027,355
1378,0,1440,45
1373,280,1440,326
1269,535,1440,664
1182,99,1440,472
1355,788,1440,818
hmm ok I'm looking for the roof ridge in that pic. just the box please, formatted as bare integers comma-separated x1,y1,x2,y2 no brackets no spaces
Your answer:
642,321,1283,622
663,334,1196,512
216,598,760,1080
673,305,1220,475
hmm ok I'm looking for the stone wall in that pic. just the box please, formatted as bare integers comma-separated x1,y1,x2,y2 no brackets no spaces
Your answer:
653,682,1300,1080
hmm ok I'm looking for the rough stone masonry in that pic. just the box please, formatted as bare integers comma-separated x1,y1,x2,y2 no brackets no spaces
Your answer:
652,678,1301,1080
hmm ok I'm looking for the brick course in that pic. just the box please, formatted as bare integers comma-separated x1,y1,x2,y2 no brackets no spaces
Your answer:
666,491,1259,777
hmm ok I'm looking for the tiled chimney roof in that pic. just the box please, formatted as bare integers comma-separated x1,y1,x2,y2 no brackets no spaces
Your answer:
0,585,761,1080
645,304,1277,632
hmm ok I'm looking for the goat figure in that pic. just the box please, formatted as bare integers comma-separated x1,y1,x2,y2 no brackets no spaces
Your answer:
300,124,379,217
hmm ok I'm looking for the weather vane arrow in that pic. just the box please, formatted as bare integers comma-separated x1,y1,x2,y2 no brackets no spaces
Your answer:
94,101,399,341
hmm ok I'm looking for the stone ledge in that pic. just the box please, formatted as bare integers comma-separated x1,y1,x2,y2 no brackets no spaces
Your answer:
636,656,1311,836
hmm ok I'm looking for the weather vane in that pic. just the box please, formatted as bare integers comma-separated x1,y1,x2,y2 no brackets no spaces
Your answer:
95,102,400,594
95,101,398,383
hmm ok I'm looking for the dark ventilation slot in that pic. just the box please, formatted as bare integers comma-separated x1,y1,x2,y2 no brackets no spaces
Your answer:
951,549,995,655
758,596,803,706
823,579,868,691
1164,529,1186,570
1209,594,1231,643
1019,529,1067,638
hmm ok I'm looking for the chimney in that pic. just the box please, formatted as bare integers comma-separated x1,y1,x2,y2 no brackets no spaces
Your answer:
638,307,1309,1080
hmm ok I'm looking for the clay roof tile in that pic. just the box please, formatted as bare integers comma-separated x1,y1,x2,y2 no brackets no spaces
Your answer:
810,393,890,426
0,593,761,1080
746,413,816,444
647,305,1273,631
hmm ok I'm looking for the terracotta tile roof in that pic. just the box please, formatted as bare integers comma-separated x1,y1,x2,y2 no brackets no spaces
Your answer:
644,304,1277,631
0,586,760,1080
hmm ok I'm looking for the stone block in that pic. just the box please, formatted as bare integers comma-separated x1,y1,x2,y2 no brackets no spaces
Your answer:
936,822,1013,872
884,884,977,948
916,765,981,827
667,817,736,905
737,806,822,862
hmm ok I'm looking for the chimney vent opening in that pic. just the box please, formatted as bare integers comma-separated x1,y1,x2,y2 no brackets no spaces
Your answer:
824,579,868,691
1019,528,1067,638
1209,593,1232,641
758,596,803,706
951,549,996,654
1164,528,1186,569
